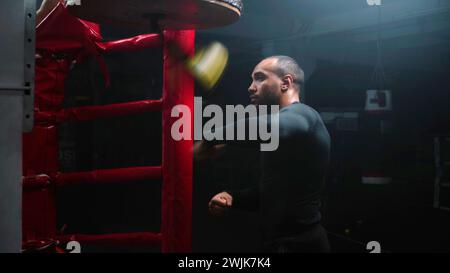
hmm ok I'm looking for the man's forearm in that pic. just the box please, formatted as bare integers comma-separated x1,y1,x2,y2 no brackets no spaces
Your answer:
203,116,268,147
228,187,259,212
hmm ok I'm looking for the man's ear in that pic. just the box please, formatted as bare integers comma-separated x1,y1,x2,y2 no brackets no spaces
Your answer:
281,75,294,92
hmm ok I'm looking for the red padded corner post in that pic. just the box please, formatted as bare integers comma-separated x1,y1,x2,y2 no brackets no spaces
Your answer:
161,30,195,253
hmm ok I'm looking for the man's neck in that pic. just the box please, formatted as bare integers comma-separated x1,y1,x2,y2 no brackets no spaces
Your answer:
279,95,300,109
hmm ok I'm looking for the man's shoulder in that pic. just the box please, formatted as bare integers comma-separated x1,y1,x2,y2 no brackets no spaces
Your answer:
278,103,330,144
278,103,320,136
296,103,320,117
282,103,320,124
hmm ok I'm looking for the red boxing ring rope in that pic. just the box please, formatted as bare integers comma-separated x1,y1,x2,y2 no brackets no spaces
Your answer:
57,232,162,248
23,166,162,190
57,166,162,187
34,99,162,124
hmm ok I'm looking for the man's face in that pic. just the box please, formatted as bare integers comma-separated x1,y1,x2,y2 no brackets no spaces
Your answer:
248,58,282,106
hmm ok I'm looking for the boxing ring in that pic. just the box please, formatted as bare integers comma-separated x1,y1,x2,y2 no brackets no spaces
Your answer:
20,0,242,253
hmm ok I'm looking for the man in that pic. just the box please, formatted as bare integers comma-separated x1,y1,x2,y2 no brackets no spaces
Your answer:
195,56,331,253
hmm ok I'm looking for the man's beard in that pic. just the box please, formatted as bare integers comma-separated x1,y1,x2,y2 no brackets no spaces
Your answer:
257,87,279,106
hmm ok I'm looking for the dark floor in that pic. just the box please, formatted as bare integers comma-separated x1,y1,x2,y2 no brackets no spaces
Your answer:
193,173,450,253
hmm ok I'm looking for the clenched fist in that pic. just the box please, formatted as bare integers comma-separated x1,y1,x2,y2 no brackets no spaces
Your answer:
208,191,233,216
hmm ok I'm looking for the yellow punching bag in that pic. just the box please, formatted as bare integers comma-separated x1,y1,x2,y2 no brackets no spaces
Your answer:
186,42,229,90
167,40,229,90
